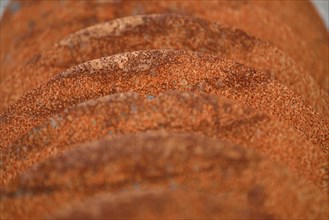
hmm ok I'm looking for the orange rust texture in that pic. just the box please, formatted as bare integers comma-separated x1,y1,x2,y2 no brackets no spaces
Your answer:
1,0,328,91
0,1,328,220
1,50,327,150
1,14,327,116
1,92,327,190
1,133,328,219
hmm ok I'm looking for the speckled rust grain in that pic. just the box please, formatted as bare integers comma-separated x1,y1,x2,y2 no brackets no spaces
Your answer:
1,92,327,191
1,2,328,219
1,133,328,219
1,15,327,117
47,189,274,220
1,50,328,150
1,0,327,93
253,0,329,92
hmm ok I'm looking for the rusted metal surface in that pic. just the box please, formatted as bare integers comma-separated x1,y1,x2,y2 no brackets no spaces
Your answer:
0,1,328,219
48,189,274,220
1,133,328,219
1,1,327,92
1,50,327,150
2,92,326,190
1,14,327,116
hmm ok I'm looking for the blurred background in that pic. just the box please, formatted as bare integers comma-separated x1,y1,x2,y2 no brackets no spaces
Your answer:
1,0,328,29
314,0,329,28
